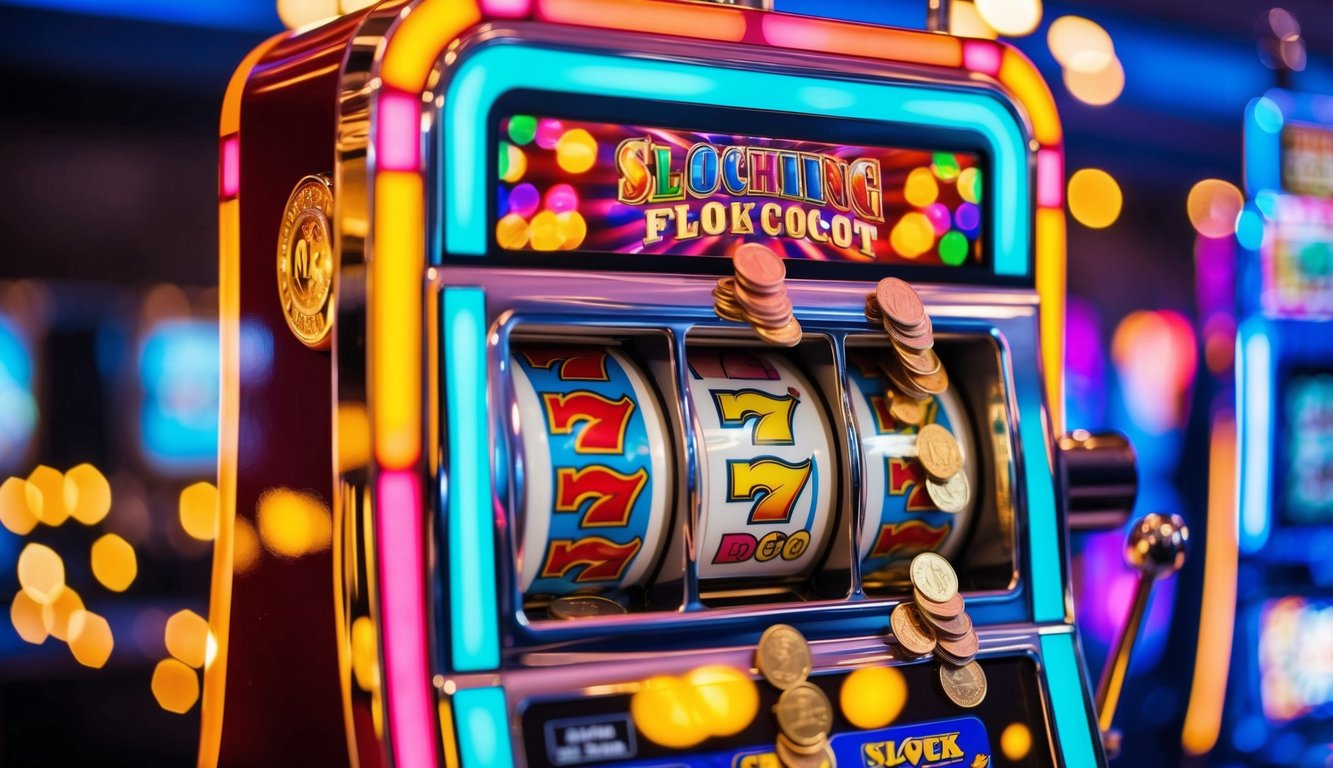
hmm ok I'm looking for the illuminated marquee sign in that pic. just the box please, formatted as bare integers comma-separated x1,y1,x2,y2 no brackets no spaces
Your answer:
494,115,985,267
1282,123,1333,198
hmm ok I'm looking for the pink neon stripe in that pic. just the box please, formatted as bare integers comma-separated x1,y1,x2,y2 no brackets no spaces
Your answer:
220,135,240,200
481,0,531,17
376,471,438,768
761,14,831,51
377,90,422,173
1037,149,1064,208
963,41,1001,77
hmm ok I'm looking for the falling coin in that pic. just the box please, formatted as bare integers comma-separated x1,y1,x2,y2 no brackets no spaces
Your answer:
921,607,972,639
889,394,929,426
734,243,787,291
757,624,813,690
926,473,970,514
914,589,965,621
775,734,835,768
774,682,834,747
890,602,937,657
756,317,803,347
548,595,628,619
916,424,963,481
937,628,979,661
909,552,959,604
939,660,988,709
875,277,925,328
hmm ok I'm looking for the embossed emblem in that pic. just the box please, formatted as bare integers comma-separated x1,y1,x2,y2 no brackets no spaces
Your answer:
277,175,335,348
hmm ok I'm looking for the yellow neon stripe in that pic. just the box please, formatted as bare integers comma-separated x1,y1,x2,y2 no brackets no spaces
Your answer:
999,48,1063,147
372,171,425,468
201,32,287,768
1182,413,1238,756
438,700,461,768
1035,206,1066,435
380,0,482,91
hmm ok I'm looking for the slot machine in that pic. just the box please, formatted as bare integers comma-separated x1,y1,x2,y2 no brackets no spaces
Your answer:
1214,88,1333,766
205,1,1184,766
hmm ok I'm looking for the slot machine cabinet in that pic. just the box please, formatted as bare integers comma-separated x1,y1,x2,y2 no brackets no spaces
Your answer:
1214,89,1333,766
207,2,1163,766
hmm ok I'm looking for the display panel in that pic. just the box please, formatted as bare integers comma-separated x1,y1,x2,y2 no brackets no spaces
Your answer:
1282,372,1333,524
1261,195,1333,318
494,115,985,268
1259,596,1333,723
1282,123,1333,198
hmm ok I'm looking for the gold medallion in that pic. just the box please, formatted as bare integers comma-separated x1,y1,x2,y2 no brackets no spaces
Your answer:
277,175,335,349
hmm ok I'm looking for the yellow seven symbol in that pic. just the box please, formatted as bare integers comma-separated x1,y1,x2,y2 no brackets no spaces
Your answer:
711,388,799,445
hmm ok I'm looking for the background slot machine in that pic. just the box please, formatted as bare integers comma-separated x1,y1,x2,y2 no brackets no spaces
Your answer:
1220,88,1333,766
209,1,1174,766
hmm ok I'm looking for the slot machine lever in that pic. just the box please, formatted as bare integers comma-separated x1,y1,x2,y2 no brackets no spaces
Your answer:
1093,513,1189,758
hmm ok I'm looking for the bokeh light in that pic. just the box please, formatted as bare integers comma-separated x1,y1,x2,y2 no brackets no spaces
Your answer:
631,675,707,748
1112,310,1198,433
337,403,370,471
0,475,38,535
42,585,84,641
535,118,564,150
1063,57,1125,106
954,203,981,235
683,665,758,738
91,533,137,593
256,488,332,558
496,213,530,250
529,211,563,251
841,666,907,729
904,167,940,208
1048,16,1115,73
949,0,998,39
152,658,200,714
556,129,598,174
234,516,261,575
1187,179,1245,238
508,183,540,219
931,153,961,181
64,463,111,526
276,0,337,29
179,481,218,541
544,183,579,213
890,212,937,258
1068,168,1123,229
923,203,952,236
165,609,209,669
18,542,64,604
1001,722,1034,760
27,465,67,526
556,211,588,251
506,115,537,146
939,231,971,266
68,610,113,669
10,589,48,645
957,167,982,204
498,142,526,184
975,0,1042,37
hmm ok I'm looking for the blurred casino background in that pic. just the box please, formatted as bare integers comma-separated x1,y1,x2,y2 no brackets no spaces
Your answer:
0,0,1330,765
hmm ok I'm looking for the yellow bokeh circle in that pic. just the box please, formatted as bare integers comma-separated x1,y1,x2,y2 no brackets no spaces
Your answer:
556,129,598,174
890,212,937,259
840,666,908,730
904,167,940,208
630,675,709,749
1067,168,1122,229
529,211,563,251
92,533,138,592
1001,722,1033,760
496,213,530,250
18,542,65,604
684,665,759,738
152,658,201,714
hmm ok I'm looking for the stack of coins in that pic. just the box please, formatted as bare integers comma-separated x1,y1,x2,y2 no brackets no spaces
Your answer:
715,244,802,347
888,553,988,709
866,278,947,400
756,624,835,768
916,423,971,514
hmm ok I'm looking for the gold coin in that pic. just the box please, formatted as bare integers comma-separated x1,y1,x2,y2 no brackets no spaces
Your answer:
755,317,802,347
774,682,833,747
912,364,950,395
875,277,925,327
276,175,336,349
939,660,987,709
548,595,627,619
916,424,963,480
938,628,979,659
756,624,813,690
914,589,965,620
889,395,929,426
926,473,970,514
909,552,958,604
889,602,936,657
776,734,835,768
